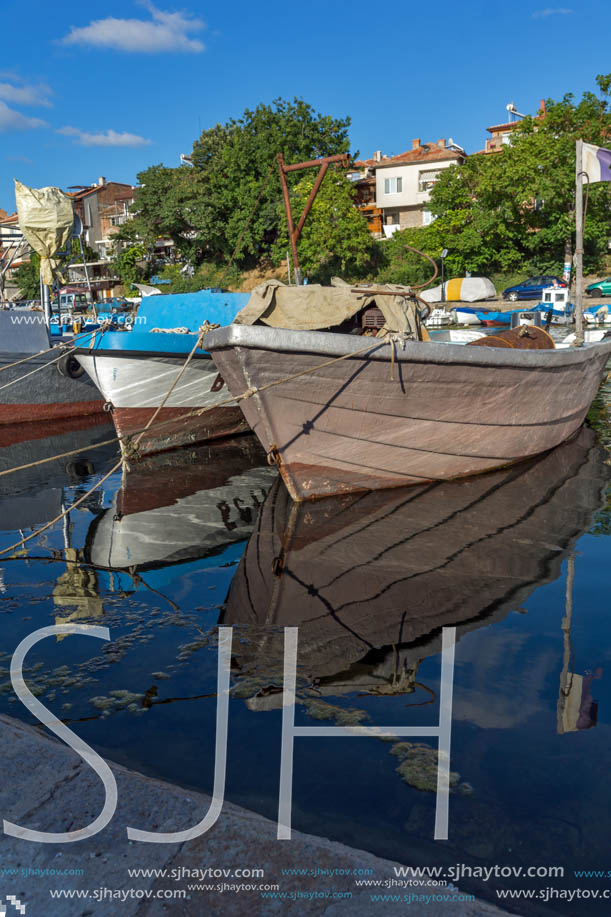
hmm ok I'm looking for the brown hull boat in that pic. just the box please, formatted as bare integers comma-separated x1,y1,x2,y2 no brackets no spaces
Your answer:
204,324,611,500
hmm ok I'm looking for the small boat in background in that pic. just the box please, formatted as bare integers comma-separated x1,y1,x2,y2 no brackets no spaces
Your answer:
424,307,452,328
584,304,611,325
450,307,482,325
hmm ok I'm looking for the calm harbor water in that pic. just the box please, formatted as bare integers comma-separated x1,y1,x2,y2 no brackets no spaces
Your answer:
0,382,610,915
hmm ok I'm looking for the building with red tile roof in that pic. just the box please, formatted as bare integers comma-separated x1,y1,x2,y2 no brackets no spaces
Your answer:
350,139,466,237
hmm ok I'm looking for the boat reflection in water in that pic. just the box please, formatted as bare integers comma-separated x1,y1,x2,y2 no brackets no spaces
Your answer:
0,416,115,533
85,437,276,574
222,426,608,711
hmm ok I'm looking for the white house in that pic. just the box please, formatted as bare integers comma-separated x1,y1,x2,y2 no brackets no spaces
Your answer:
354,139,466,237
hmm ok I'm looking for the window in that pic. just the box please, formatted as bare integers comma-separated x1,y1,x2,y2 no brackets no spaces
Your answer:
418,170,441,192
384,177,402,194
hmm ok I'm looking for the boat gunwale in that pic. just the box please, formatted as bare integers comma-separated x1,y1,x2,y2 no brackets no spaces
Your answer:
74,348,213,361
204,324,611,370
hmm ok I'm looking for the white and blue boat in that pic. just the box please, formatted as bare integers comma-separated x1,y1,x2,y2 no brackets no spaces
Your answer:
74,289,251,458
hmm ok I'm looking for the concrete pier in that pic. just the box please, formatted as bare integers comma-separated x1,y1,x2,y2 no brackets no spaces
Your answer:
0,714,508,915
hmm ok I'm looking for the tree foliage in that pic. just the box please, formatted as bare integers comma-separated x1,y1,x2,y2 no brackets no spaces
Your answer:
12,252,41,300
111,243,147,290
272,172,377,283
423,74,611,278
123,98,352,268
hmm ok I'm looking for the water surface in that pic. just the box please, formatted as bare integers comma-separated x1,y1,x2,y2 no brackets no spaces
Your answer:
0,393,610,914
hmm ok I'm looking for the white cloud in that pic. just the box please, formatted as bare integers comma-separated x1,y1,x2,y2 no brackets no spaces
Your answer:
57,126,153,147
0,101,47,132
61,3,205,53
0,80,52,108
532,8,574,17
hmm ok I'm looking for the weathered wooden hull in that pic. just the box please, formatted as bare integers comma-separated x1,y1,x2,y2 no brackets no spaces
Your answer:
75,349,249,458
0,351,104,424
204,325,611,500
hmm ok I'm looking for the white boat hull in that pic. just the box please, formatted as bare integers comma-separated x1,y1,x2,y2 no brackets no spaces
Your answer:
76,350,248,457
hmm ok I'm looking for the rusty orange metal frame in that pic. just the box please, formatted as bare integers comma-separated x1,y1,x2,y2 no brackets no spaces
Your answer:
277,152,351,284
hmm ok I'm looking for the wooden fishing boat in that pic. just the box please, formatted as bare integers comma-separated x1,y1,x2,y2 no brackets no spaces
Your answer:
204,319,611,501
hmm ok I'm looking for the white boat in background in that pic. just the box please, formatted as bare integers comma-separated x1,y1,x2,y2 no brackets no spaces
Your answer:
420,276,496,303
424,308,452,328
450,308,481,325
584,304,611,325
538,286,575,326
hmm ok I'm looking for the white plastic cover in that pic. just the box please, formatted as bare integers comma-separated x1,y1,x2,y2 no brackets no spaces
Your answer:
420,277,496,303
14,180,74,286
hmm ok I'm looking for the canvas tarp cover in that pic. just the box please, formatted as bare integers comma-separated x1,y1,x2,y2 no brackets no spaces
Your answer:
233,279,422,336
420,277,496,303
14,180,74,286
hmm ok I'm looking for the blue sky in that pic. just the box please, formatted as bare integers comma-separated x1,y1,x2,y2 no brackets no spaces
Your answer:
0,0,607,213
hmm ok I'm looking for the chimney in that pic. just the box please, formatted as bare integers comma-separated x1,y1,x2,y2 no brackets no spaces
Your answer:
373,150,382,162
412,139,421,150
539,99,546,117
98,176,106,186
437,138,446,149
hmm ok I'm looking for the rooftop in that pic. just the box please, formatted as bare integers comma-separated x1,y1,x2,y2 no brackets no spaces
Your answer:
355,140,465,170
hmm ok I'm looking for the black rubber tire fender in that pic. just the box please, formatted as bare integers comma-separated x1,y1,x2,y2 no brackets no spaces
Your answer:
57,352,85,379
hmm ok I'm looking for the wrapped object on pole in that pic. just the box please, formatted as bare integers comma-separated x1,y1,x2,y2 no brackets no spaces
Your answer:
14,180,74,286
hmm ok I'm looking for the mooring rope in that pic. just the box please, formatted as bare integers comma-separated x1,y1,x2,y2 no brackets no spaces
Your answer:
0,325,110,393
128,322,219,454
0,335,387,481
0,334,400,557
0,324,109,375
0,459,123,558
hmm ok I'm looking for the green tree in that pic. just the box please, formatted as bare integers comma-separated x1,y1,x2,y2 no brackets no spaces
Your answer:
426,74,611,278
272,172,377,283
111,243,147,290
121,98,351,268
116,164,202,263
12,252,41,300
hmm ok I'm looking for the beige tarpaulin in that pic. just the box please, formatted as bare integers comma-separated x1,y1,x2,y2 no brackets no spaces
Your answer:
14,180,74,286
234,278,424,338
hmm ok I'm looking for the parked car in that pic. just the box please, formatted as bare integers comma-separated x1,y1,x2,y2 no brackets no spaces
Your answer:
502,276,566,302
96,297,131,312
585,278,611,297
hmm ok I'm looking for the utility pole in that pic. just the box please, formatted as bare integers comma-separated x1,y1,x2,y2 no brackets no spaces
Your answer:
574,140,584,346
